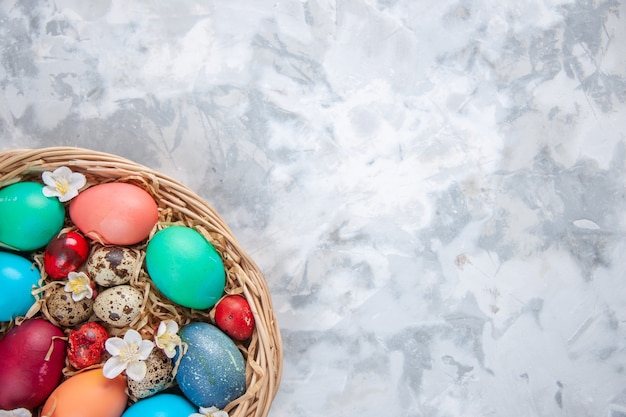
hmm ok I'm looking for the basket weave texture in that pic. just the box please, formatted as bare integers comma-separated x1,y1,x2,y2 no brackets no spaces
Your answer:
0,146,282,417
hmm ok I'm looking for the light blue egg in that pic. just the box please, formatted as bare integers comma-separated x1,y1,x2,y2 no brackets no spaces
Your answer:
122,393,197,417
0,251,40,321
176,322,246,408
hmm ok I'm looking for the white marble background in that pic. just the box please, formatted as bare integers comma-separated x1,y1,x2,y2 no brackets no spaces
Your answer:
1,0,626,416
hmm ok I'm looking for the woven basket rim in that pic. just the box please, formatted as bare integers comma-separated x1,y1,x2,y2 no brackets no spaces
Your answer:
0,146,283,417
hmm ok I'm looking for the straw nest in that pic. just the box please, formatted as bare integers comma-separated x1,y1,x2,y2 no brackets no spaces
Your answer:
0,147,282,417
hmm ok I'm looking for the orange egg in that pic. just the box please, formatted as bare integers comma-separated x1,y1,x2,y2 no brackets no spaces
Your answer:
69,183,158,245
41,369,128,417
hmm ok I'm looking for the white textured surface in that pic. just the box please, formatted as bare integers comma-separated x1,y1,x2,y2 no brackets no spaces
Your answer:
1,1,626,416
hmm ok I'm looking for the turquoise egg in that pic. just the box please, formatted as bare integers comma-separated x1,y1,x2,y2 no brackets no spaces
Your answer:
145,226,225,309
0,251,40,321
0,182,65,251
122,393,197,417
176,322,246,408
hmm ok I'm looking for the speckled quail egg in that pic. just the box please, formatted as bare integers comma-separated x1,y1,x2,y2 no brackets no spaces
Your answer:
93,285,143,327
87,246,141,287
128,348,174,399
46,285,94,327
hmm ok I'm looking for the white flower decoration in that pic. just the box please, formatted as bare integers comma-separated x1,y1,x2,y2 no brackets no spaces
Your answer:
42,166,86,202
103,329,154,382
0,409,31,417
189,406,228,417
64,271,94,301
154,320,181,359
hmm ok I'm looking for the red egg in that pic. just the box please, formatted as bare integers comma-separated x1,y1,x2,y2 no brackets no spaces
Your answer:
67,321,109,369
44,231,90,279
214,295,255,341
0,318,66,410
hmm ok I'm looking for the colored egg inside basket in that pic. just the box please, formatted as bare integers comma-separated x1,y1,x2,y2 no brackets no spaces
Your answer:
0,162,261,417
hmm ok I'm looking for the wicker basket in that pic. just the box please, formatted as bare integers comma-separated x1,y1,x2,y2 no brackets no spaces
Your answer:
0,146,282,417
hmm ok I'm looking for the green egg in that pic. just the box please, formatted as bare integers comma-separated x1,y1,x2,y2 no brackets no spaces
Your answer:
0,182,66,251
146,226,225,309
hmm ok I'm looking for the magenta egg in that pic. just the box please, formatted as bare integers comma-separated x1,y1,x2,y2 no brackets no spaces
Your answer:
44,231,90,279
0,318,67,410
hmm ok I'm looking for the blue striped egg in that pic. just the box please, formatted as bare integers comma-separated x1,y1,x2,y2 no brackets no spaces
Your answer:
176,322,246,408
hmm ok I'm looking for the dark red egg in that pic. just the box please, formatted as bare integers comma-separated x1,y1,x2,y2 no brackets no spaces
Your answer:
44,231,90,279
67,321,109,369
214,295,255,341
0,318,66,410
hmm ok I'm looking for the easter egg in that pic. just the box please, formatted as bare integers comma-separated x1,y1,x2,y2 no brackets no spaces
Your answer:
87,245,140,287
0,251,40,321
44,231,90,279
128,349,174,399
146,226,225,309
46,285,94,327
0,182,65,251
214,295,255,341
122,393,197,417
69,182,158,245
176,322,246,408
67,321,109,369
0,318,66,410
41,369,128,417
93,285,143,327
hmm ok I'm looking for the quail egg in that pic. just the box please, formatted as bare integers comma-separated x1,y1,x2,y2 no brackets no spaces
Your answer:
93,285,143,327
128,349,174,399
87,246,141,287
46,285,94,327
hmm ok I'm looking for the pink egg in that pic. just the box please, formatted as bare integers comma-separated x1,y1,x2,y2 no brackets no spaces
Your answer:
69,183,158,245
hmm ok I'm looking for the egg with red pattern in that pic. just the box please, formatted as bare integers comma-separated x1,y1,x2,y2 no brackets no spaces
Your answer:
67,321,109,369
44,231,90,280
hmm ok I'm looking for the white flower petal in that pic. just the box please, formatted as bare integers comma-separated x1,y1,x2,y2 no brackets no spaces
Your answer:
72,287,93,301
166,320,179,334
58,189,78,203
102,356,127,379
69,172,86,189
53,166,72,177
163,345,177,359
41,171,55,187
71,290,87,302
123,329,143,346
157,321,167,337
138,340,155,360
0,409,32,417
105,337,126,356
125,360,147,381
41,187,59,198
198,407,229,417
